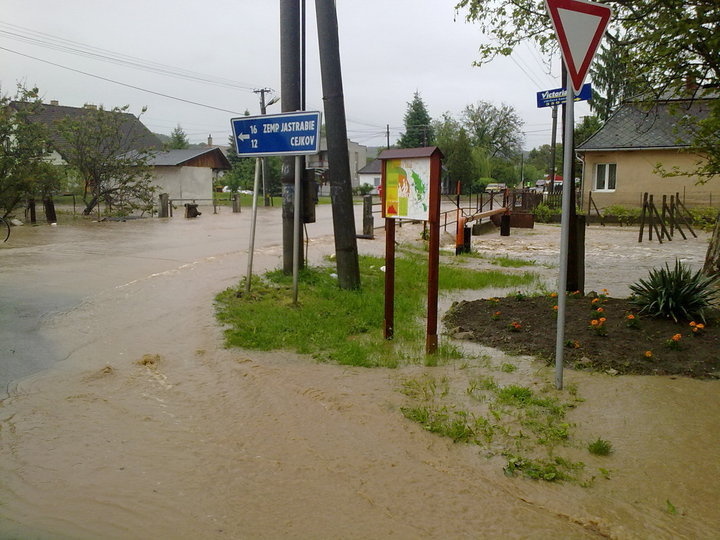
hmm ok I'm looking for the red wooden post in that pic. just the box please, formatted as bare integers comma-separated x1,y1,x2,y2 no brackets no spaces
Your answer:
384,217,396,340
426,152,442,354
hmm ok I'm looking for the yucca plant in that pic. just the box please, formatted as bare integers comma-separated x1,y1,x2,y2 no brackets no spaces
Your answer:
629,260,720,322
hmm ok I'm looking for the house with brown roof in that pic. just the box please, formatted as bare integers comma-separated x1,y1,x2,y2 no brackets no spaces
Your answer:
578,92,719,209
12,100,230,205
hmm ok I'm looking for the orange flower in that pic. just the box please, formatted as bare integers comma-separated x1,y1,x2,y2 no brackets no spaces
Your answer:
671,333,682,342
494,311,501,316
626,314,635,320
599,317,607,323
644,351,653,358
553,305,558,311
549,292,558,298
697,323,705,329
596,307,605,313
591,319,599,326
689,321,697,327
591,298,600,304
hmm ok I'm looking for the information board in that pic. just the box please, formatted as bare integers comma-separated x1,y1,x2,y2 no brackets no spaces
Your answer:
383,158,432,221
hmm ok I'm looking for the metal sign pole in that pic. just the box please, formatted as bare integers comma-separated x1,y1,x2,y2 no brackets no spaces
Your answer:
293,155,302,304
554,70,575,390
245,158,263,293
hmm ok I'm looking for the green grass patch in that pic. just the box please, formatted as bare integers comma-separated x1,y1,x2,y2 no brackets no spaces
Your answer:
401,372,586,482
491,255,536,268
215,254,537,367
504,454,584,482
454,251,536,268
588,438,613,456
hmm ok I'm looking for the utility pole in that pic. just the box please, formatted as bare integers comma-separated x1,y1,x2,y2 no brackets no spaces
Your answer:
549,104,558,193
315,0,361,289
386,124,390,149
560,62,584,294
280,0,303,274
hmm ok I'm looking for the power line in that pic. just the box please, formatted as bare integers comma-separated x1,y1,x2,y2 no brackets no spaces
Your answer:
0,20,263,92
0,46,247,115
510,53,545,89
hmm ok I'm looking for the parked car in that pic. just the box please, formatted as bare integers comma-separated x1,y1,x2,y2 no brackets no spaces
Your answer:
485,183,507,192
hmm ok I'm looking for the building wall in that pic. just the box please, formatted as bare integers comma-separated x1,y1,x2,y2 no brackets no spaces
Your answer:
306,139,368,188
153,166,213,202
358,172,381,194
581,149,719,209
347,140,368,188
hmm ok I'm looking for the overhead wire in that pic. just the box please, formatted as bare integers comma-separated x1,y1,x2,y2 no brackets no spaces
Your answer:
0,20,263,92
0,46,248,116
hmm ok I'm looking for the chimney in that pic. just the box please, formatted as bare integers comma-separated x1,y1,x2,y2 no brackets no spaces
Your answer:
207,134,213,146
50,100,59,106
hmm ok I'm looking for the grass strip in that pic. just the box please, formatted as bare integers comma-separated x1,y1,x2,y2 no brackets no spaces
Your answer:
215,254,537,368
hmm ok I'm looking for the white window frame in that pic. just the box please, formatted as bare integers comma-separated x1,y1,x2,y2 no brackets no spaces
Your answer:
594,163,617,192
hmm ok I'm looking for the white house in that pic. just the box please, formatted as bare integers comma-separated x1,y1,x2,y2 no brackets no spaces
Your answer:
149,148,230,201
357,159,382,194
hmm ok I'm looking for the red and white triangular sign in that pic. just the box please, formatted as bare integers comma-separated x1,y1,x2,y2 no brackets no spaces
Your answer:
546,0,611,94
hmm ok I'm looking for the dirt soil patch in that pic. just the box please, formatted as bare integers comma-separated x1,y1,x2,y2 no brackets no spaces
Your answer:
445,294,720,379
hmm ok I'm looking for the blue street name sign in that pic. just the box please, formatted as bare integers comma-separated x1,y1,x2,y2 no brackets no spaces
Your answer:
230,111,322,157
536,83,592,108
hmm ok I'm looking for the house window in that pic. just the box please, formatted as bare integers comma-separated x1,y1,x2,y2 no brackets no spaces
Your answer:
595,163,617,191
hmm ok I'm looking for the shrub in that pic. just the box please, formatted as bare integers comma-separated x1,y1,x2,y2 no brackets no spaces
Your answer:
602,205,642,225
629,259,720,322
688,207,719,231
533,203,561,223
353,184,374,196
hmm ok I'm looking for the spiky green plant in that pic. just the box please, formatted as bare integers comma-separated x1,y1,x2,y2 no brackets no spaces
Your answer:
629,260,719,322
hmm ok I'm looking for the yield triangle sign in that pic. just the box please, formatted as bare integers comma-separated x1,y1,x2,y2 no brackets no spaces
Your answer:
546,0,612,94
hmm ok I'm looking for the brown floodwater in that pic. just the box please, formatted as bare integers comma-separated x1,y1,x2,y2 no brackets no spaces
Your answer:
1,212,718,538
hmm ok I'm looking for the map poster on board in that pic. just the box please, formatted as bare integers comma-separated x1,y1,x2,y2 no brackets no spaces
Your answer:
383,158,431,221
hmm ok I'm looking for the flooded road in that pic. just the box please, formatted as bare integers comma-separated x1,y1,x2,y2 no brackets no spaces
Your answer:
1,212,718,538
0,204,346,391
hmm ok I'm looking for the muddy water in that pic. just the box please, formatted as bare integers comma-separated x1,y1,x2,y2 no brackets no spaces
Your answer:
468,223,711,297
1,217,719,538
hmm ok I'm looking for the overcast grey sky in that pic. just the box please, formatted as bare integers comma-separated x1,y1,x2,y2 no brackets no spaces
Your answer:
0,0,591,149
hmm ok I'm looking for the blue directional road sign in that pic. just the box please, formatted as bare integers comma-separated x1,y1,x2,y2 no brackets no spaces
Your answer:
231,111,322,157
536,83,592,108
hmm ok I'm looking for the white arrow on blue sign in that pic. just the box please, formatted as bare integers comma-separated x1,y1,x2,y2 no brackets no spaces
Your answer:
230,111,322,157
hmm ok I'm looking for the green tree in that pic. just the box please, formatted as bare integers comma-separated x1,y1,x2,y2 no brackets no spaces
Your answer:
461,101,524,159
1,86,61,218
224,133,255,192
444,128,479,192
527,143,563,178
574,115,602,147
489,157,518,187
168,124,190,149
55,105,157,215
398,92,434,148
590,40,645,121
